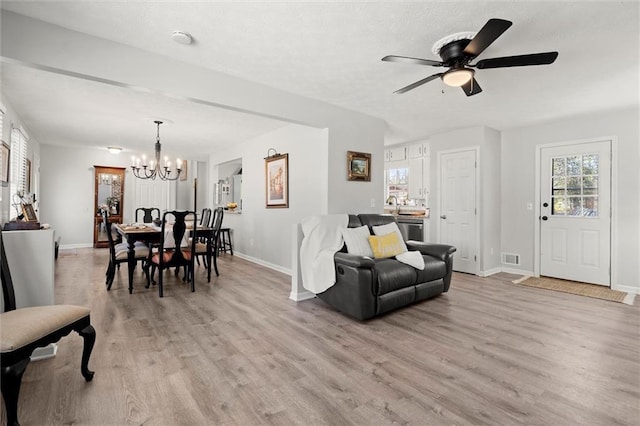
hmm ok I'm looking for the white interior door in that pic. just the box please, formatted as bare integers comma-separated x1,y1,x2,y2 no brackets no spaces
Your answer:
438,149,477,274
540,140,611,286
133,178,176,220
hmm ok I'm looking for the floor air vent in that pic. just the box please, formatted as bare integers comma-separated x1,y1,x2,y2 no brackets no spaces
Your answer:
502,253,520,266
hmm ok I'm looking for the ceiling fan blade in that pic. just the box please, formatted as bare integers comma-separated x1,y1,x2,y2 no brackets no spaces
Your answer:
474,52,559,69
394,73,443,94
382,55,443,67
461,78,482,96
463,18,513,58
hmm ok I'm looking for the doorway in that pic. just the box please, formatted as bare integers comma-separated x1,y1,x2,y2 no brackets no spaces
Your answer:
538,140,611,286
437,148,478,274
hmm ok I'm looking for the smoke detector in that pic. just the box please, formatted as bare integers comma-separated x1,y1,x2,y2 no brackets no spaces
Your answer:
172,31,193,45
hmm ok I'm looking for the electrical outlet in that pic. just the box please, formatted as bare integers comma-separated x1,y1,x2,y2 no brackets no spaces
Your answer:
370,198,376,207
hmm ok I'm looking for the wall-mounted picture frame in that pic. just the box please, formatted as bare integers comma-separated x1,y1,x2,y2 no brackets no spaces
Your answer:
0,141,9,187
347,151,371,181
22,204,38,222
265,153,289,208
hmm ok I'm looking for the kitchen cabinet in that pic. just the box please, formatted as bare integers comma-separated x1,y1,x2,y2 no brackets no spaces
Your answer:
408,154,431,203
408,142,429,159
384,146,407,162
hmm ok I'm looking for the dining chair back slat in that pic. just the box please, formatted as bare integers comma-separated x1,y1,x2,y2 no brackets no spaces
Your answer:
149,210,197,297
136,207,161,224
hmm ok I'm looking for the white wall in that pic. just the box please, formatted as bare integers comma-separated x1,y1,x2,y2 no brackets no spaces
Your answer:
501,107,639,292
209,124,328,272
39,144,134,248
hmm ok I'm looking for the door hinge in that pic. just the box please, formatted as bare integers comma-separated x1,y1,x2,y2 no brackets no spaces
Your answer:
474,255,477,262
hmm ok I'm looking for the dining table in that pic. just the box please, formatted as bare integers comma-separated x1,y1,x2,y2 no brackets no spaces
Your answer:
114,222,216,294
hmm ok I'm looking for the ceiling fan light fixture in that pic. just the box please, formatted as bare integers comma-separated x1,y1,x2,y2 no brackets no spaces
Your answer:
442,68,474,87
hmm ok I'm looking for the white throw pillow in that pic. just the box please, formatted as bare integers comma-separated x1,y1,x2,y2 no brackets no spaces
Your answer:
342,225,374,257
372,222,408,253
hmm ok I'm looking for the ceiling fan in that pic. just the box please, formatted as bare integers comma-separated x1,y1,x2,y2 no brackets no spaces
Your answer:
382,18,558,96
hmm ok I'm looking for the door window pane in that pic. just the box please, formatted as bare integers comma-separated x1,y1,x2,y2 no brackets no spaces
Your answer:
549,153,599,217
566,156,581,175
552,158,565,176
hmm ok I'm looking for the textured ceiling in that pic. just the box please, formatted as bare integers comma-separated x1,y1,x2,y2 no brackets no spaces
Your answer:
1,1,638,156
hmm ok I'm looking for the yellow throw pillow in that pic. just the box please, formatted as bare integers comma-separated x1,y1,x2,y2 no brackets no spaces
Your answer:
368,232,407,259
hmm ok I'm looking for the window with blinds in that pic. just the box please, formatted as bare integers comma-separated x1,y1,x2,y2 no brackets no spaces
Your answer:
10,126,28,219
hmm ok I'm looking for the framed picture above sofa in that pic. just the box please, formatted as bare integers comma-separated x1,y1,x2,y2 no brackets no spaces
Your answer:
347,150,371,181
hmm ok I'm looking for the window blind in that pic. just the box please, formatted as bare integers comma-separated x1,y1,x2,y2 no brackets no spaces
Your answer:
10,126,28,219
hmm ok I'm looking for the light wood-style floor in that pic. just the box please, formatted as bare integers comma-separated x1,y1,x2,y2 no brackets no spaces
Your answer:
4,248,639,425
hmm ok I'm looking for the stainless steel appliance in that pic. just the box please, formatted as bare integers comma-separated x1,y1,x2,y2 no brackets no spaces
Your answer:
396,216,425,242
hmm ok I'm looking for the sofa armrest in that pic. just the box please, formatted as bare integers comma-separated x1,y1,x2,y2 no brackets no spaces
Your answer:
406,242,456,293
406,242,456,261
334,252,375,269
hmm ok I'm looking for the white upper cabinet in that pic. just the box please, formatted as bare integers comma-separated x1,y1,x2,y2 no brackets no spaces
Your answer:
384,146,407,162
408,141,430,159
408,157,424,199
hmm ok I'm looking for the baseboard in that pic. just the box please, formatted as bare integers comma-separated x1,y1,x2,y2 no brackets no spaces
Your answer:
478,267,502,277
30,343,57,361
612,284,640,295
233,252,292,276
289,290,316,301
60,243,93,250
501,267,535,276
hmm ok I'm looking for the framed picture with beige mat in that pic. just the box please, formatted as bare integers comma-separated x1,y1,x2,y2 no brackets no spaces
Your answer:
513,276,634,305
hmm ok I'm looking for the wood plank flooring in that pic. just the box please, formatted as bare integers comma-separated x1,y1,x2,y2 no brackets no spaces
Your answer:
3,248,639,425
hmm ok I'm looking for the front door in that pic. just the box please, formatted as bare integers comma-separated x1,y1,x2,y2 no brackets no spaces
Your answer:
540,140,611,286
438,148,477,274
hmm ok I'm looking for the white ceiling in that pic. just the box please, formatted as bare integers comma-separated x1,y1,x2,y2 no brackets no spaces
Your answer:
1,1,638,158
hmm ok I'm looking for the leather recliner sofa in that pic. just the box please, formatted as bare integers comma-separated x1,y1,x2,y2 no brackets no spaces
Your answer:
317,214,456,320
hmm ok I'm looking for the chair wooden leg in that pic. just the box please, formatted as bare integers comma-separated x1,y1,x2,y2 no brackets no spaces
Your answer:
213,252,219,277
1,357,30,426
158,267,164,297
78,324,96,381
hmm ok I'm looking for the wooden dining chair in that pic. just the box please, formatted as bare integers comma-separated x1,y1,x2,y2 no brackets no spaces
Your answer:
135,207,161,224
189,207,224,280
0,229,96,426
199,208,212,229
147,210,197,297
102,209,150,291
193,208,212,267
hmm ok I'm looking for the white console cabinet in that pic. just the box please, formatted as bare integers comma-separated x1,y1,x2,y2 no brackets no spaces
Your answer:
2,229,57,359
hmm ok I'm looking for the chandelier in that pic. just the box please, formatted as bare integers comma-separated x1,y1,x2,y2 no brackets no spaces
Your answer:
131,121,182,181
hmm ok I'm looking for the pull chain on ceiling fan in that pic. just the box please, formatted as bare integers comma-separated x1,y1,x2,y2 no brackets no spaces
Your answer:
382,18,559,96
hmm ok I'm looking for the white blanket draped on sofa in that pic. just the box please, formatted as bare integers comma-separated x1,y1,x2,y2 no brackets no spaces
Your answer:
299,214,348,294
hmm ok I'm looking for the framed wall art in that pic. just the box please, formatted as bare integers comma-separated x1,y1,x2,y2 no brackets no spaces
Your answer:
347,151,371,181
0,141,9,186
265,152,289,208
22,204,38,222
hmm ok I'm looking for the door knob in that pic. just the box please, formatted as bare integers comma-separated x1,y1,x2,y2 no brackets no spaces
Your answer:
440,215,447,219
541,216,548,221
